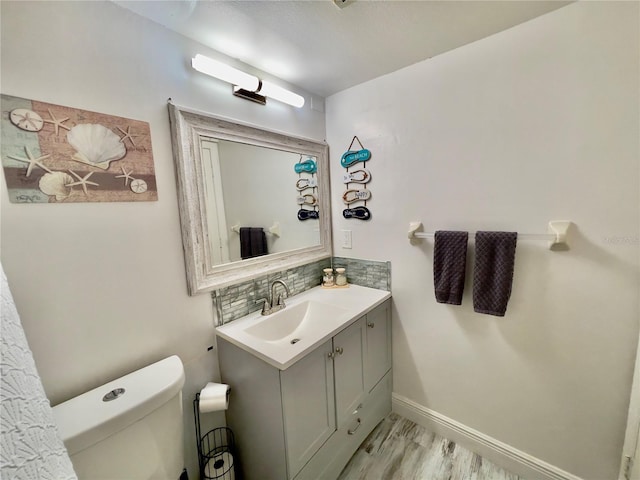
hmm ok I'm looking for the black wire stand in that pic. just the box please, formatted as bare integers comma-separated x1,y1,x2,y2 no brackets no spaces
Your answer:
194,393,236,480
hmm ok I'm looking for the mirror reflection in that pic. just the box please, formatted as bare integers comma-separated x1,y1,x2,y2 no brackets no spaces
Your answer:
168,102,331,294
200,137,320,266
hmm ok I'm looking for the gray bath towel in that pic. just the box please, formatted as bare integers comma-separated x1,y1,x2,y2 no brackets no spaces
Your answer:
433,231,469,305
473,231,518,317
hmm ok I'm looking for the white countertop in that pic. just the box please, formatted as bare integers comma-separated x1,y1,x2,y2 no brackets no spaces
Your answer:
215,284,391,370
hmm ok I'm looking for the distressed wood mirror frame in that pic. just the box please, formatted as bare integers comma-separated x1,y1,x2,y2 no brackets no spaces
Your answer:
168,102,332,295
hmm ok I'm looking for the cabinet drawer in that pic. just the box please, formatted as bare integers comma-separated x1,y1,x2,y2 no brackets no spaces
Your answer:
344,370,392,445
294,371,392,480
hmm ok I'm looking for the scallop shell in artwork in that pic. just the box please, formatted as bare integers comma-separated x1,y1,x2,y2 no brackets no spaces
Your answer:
38,171,74,201
67,124,126,170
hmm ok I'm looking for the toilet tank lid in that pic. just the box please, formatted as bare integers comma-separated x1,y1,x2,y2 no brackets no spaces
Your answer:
52,355,185,456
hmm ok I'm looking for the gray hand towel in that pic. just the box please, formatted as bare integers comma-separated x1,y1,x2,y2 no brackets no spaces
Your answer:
433,231,469,305
473,231,517,317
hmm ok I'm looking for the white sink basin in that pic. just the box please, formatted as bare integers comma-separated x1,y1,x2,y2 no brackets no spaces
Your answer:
244,300,350,343
216,284,391,370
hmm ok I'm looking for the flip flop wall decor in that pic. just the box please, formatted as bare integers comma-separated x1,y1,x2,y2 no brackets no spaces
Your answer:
294,157,317,174
342,189,371,204
342,169,371,184
296,177,318,191
341,135,372,221
343,206,371,220
340,149,371,168
296,193,317,206
298,209,320,221
295,155,319,221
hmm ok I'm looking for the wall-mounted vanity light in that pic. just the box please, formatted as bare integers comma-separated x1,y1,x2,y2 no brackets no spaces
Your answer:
191,54,305,108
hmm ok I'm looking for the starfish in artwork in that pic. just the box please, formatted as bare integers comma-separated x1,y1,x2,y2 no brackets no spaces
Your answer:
8,146,52,177
66,170,99,195
117,126,140,147
43,108,71,136
115,166,134,186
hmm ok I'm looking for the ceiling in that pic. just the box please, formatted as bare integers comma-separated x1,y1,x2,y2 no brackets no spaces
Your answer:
114,0,572,98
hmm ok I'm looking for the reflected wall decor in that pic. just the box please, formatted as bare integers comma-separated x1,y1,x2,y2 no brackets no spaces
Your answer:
1,94,157,203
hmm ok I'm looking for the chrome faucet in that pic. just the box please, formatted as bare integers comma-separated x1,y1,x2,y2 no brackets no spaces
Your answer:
257,280,291,315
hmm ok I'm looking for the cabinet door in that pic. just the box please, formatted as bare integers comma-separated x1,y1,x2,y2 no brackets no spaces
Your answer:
334,317,366,427
365,301,392,392
281,339,336,479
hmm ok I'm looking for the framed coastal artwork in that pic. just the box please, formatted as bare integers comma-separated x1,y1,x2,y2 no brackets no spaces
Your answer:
1,94,158,203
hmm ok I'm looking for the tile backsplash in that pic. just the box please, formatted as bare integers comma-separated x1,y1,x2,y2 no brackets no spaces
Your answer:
212,258,330,326
332,257,391,292
212,257,391,325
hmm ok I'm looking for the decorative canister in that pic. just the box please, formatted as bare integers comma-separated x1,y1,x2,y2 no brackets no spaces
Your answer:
335,268,347,286
322,268,335,287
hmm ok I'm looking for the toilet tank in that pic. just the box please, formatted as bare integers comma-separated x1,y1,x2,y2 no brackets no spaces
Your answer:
53,356,185,480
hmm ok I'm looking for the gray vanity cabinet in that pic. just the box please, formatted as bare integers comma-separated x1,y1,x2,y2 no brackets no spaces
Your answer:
217,299,392,480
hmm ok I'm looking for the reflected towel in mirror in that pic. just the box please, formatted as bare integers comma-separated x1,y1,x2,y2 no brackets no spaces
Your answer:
240,227,268,260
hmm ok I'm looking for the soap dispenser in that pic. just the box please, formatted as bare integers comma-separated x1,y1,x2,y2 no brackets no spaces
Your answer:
322,268,335,287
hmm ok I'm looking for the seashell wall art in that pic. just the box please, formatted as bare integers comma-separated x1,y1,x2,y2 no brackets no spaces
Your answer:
1,94,157,203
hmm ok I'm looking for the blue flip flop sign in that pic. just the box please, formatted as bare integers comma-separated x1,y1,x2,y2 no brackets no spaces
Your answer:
294,157,317,174
340,149,371,168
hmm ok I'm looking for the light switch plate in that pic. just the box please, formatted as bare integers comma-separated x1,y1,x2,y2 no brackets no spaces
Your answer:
342,230,352,249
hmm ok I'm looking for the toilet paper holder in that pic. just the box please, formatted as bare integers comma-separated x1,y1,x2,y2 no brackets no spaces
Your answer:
193,393,236,480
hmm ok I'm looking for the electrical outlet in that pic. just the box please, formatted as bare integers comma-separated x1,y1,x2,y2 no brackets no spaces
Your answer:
342,230,352,249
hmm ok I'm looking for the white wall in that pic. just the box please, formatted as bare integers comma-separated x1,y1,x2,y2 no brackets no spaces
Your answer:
0,1,325,477
327,2,639,479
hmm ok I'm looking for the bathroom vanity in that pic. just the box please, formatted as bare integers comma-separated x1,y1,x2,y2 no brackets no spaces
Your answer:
216,285,392,480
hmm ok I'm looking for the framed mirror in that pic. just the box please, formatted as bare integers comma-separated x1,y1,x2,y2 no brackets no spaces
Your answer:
168,102,332,295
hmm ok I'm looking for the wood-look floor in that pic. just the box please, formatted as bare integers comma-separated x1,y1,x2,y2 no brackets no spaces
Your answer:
338,413,524,480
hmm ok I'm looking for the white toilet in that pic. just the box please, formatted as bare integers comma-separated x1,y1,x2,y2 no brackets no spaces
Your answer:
53,355,186,480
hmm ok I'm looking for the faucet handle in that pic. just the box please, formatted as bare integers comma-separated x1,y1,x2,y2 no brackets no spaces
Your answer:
256,298,270,315
276,294,286,307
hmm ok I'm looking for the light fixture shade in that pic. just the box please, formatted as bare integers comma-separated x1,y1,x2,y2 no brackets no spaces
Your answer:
191,54,304,108
258,81,305,108
192,54,259,92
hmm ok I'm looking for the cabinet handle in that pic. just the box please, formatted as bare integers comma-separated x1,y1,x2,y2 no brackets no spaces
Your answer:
348,418,362,435
367,322,375,328
329,348,343,359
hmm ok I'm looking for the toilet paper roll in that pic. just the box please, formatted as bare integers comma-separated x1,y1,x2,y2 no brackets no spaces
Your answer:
199,382,230,413
205,451,234,480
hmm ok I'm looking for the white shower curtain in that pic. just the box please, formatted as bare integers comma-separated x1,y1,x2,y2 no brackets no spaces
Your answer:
0,262,77,479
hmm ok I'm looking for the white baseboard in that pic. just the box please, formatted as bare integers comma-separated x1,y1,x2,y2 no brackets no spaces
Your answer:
392,393,583,480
